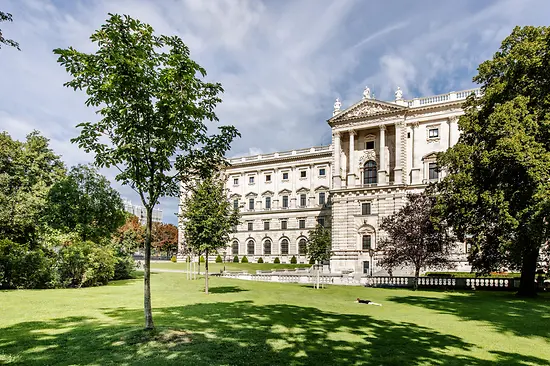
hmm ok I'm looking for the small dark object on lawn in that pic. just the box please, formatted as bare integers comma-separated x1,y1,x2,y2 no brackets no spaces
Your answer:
356,298,382,306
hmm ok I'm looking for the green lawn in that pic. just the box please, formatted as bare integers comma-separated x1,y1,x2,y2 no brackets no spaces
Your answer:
150,261,312,272
1,272,549,365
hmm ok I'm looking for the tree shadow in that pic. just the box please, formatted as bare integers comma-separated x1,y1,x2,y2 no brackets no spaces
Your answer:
1,301,548,365
206,286,248,294
388,291,550,339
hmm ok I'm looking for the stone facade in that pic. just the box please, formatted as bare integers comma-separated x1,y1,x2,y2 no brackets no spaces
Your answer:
178,87,481,273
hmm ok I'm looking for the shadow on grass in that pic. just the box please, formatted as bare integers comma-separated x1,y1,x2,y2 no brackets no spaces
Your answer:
388,291,550,339
1,301,548,366
206,286,248,294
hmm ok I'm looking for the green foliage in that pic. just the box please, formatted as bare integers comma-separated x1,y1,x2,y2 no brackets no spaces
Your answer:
309,257,316,265
44,165,125,242
273,257,280,264
112,214,144,255
233,255,239,263
0,239,57,289
257,257,264,264
215,255,223,263
199,255,205,263
306,225,332,263
434,26,550,296
113,253,135,280
0,11,20,50
171,255,177,263
0,131,65,245
241,256,248,263
290,256,297,264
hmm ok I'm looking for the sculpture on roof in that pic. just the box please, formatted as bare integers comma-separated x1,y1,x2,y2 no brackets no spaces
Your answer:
333,98,342,115
363,86,371,100
395,86,403,101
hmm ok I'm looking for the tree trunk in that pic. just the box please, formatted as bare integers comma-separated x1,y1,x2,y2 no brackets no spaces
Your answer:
144,207,154,329
413,266,420,291
517,247,539,297
198,257,201,275
205,249,209,294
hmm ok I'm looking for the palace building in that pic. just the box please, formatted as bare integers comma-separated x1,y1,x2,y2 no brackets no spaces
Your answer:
179,86,480,275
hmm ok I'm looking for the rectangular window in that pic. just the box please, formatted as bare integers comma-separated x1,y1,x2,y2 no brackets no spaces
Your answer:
362,235,372,250
247,222,253,231
249,176,255,184
264,221,270,230
233,178,239,185
265,174,271,182
300,194,307,207
265,196,271,210
299,219,306,229
249,198,254,210
361,202,371,215
365,141,375,150
317,217,325,227
282,195,288,208
429,162,439,181
300,171,307,178
281,220,287,230
319,192,326,205
319,168,326,176
363,261,370,274
233,199,239,210
282,172,289,180
428,128,439,138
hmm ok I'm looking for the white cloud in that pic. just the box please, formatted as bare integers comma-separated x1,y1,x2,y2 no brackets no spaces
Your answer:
1,0,549,224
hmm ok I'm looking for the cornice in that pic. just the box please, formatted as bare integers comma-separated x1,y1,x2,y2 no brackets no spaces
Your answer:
228,151,332,169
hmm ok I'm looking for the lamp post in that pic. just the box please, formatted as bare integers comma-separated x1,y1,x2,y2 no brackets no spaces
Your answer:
368,248,374,277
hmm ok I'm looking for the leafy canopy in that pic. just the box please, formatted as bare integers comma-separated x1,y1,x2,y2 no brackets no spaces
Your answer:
0,11,20,50
306,225,332,263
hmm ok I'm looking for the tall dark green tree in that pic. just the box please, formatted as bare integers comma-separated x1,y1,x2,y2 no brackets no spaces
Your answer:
180,175,240,294
54,14,239,328
435,26,550,297
0,131,65,245
306,225,332,263
44,164,125,243
0,11,20,50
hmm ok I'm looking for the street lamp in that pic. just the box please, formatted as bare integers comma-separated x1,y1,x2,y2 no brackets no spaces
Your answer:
368,248,375,277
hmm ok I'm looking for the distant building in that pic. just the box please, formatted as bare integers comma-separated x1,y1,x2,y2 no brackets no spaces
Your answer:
123,199,163,224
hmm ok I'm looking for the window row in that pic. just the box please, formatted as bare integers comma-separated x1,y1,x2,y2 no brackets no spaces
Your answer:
232,168,327,186
231,238,308,256
234,192,327,211
244,217,326,231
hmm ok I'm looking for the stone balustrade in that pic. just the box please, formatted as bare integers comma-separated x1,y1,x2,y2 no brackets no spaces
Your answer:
407,88,482,108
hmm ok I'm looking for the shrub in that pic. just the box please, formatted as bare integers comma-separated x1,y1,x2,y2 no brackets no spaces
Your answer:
241,256,248,263
309,257,316,265
290,255,297,264
113,253,135,280
257,257,264,263
199,255,205,263
215,255,223,263
171,255,177,263
273,257,280,264
233,255,239,263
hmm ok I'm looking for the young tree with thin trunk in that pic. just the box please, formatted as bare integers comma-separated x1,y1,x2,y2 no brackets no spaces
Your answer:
180,175,240,294
54,14,239,329
435,26,550,297
377,193,455,290
306,224,331,289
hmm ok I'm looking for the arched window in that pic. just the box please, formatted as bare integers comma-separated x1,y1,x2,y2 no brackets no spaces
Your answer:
298,238,307,255
232,240,239,255
264,240,271,255
364,160,377,184
247,240,255,255
281,239,289,255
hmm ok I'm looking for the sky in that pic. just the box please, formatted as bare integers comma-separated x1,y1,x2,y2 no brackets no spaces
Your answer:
1,0,549,225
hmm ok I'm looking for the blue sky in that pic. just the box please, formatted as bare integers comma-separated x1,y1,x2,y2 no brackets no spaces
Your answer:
1,0,549,225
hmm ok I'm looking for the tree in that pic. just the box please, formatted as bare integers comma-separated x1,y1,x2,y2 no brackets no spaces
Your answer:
377,193,455,290
181,175,240,294
151,222,178,258
54,14,239,328
0,11,20,50
112,213,145,254
306,225,331,289
44,165,125,243
0,131,65,245
435,26,550,297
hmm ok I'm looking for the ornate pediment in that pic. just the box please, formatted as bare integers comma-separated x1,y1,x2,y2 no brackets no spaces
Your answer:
296,187,310,193
314,185,330,192
229,193,242,199
278,188,292,195
261,190,274,196
329,99,407,124
245,192,258,198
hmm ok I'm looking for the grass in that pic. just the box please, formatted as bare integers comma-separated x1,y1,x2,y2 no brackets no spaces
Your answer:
0,272,548,365
150,261,311,272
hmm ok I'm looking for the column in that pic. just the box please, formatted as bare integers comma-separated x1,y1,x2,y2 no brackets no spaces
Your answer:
448,116,457,147
347,130,356,187
309,164,315,206
333,132,342,188
393,122,403,184
290,166,296,208
410,122,421,184
273,168,279,209
378,125,387,185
